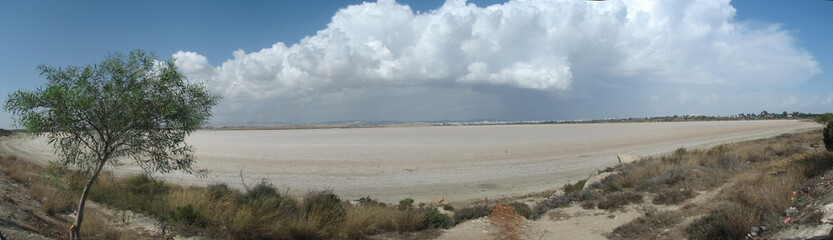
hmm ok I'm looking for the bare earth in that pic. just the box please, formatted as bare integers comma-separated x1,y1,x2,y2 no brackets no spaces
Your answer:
0,120,819,204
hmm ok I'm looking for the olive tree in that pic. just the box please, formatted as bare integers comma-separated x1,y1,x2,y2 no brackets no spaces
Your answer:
3,50,220,239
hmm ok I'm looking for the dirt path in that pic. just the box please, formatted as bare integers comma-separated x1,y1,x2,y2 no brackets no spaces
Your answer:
0,120,819,204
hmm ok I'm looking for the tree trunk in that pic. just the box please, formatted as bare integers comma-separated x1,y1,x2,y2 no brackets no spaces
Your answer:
70,160,107,240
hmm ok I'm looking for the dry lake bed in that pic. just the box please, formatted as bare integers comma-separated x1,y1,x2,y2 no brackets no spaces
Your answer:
0,120,819,203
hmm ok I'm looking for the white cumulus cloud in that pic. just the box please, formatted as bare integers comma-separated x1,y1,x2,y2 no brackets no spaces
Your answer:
174,0,820,123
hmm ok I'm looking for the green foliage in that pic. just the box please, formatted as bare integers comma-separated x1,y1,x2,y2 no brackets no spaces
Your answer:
824,121,833,152
303,191,346,225
398,198,414,210
3,49,221,174
205,183,241,201
563,179,586,193
674,147,688,156
169,204,202,226
89,174,171,215
453,205,490,223
244,180,280,201
815,113,833,124
506,202,532,219
423,208,450,229
3,50,220,239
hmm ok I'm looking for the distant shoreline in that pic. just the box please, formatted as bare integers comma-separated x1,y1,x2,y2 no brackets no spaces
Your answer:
203,115,820,131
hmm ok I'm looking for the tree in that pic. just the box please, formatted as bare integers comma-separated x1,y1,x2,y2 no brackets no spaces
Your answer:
3,50,220,239
825,121,833,152
816,113,833,124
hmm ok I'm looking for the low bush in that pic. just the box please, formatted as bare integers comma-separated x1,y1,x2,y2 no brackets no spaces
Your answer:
169,204,202,227
89,174,170,215
612,209,681,239
205,183,241,201
453,205,490,223
341,206,394,240
424,207,451,229
563,179,586,193
302,190,346,225
30,182,76,215
398,198,414,210
686,202,754,240
652,188,696,205
506,202,531,219
393,208,426,232
597,191,643,210
531,192,580,219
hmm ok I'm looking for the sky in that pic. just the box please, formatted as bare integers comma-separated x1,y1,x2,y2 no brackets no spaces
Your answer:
1,0,831,128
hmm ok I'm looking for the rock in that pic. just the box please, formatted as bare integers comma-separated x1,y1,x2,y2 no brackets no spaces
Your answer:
617,154,640,164
433,196,448,206
583,171,618,190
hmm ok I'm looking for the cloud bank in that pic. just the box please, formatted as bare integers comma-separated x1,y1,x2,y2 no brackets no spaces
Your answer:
175,0,820,123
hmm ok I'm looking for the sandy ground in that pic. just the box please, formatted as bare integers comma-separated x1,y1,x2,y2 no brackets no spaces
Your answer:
437,205,643,240
0,120,819,204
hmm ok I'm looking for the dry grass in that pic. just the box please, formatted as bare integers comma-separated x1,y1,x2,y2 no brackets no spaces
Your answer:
595,191,644,210
610,209,681,239
341,206,395,239
651,188,695,205
81,207,144,240
1,155,41,183
392,208,427,232
0,152,449,239
531,130,833,239
29,182,76,215
602,131,832,239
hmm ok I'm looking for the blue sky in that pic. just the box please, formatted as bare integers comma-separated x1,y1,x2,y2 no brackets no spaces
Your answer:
1,0,831,128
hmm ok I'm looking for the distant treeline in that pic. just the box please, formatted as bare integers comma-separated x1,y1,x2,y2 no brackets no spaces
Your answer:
571,111,823,124
439,111,829,126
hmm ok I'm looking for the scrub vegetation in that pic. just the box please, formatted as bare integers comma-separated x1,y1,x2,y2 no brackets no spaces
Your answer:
531,129,833,239
2,128,831,239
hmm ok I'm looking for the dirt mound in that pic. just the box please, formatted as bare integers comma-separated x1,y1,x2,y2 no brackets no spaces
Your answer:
487,204,528,240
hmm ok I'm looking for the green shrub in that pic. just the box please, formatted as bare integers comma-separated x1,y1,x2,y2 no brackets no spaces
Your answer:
563,179,586,193
506,202,531,219
303,191,346,225
816,113,833,124
393,209,426,232
89,174,170,215
205,183,241,201
245,180,280,201
398,198,414,210
424,208,450,229
250,194,299,219
453,205,490,223
169,204,202,226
